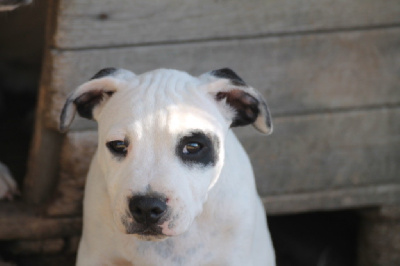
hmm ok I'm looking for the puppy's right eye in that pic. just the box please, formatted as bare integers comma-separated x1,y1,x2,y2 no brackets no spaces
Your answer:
107,140,128,157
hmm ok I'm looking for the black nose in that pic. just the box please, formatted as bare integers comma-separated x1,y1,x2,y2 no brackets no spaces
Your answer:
129,196,167,225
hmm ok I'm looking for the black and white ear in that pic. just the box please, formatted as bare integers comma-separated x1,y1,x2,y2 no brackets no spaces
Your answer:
199,68,272,135
59,68,135,132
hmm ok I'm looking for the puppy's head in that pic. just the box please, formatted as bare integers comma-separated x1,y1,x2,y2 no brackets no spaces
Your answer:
60,68,272,240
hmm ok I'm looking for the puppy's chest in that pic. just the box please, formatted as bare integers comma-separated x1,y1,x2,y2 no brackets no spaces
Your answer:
122,224,227,265
123,240,212,265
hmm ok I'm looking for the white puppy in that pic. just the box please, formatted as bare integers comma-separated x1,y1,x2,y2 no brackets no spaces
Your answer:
60,68,275,265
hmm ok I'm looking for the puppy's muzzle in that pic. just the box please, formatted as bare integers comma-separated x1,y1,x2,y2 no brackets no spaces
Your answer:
129,196,167,225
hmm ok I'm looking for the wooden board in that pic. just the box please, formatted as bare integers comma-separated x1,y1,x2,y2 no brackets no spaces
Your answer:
24,43,65,204
49,107,400,216
0,202,81,240
239,108,400,195
263,184,400,214
52,0,400,49
8,239,65,255
45,27,400,130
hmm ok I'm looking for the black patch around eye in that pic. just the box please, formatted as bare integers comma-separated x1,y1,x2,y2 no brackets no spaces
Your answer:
176,131,219,167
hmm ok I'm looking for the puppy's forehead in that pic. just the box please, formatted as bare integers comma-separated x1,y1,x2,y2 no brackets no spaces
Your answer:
124,69,202,108
100,69,223,136
136,69,200,95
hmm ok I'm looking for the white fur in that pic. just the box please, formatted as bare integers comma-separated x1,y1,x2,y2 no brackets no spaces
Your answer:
65,69,275,265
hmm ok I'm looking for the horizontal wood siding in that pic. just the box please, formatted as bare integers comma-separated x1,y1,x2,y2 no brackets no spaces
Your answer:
46,27,400,130
239,108,400,195
53,0,400,48
0,203,81,240
263,184,400,214
49,107,400,216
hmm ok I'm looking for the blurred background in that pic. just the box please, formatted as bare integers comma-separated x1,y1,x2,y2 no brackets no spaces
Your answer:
0,0,399,265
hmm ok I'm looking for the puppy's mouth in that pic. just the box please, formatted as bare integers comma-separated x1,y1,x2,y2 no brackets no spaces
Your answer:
130,227,169,241
134,232,169,241
122,218,169,240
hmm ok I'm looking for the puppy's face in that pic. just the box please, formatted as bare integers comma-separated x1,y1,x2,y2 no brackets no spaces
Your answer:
60,68,272,240
97,71,226,239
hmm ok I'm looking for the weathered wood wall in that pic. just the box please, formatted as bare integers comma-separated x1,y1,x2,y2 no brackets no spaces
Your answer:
17,0,400,245
45,28,400,131
51,0,400,49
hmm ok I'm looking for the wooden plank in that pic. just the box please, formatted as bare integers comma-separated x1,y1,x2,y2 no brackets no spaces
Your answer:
242,108,400,195
45,28,400,130
49,108,400,216
23,0,67,205
52,0,400,49
263,184,400,215
7,239,65,255
24,42,65,204
46,131,97,217
0,202,81,240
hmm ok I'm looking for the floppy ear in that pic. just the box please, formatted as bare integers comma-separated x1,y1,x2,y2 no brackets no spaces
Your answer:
199,68,272,135
59,68,135,132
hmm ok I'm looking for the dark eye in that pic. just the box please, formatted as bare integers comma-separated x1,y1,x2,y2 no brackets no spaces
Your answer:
107,140,128,157
176,131,219,167
182,142,203,154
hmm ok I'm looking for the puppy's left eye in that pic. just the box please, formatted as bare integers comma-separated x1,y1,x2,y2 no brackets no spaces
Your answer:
107,140,128,156
183,142,203,154
176,132,218,167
